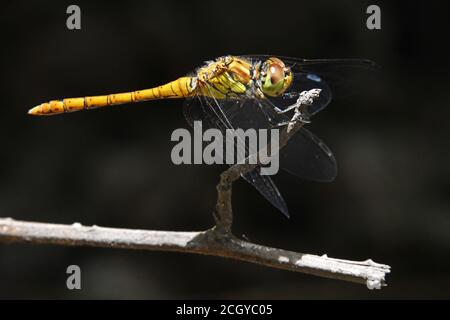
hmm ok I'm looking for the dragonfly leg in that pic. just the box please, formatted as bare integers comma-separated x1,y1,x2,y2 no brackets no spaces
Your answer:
275,100,303,114
257,99,309,128
272,93,302,115
276,103,312,127
275,93,314,123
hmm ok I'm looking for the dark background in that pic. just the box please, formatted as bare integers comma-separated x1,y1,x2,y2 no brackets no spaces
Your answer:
0,0,449,299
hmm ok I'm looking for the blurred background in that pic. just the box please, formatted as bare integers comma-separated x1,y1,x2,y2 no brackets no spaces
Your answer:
0,0,449,299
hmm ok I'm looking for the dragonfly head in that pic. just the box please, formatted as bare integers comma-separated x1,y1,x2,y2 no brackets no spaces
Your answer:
259,57,293,97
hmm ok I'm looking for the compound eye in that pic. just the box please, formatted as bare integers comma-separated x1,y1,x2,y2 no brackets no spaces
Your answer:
268,63,285,84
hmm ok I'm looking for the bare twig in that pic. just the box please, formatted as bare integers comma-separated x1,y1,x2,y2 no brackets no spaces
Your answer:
0,218,390,289
0,89,391,289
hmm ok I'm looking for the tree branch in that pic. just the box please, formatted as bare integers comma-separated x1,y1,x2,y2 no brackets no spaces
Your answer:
0,218,390,289
0,89,391,289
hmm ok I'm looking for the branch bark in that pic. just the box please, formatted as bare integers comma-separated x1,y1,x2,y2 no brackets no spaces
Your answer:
0,89,391,289
0,218,390,289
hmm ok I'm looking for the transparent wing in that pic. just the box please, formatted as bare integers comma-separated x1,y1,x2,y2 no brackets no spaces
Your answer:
241,167,289,216
280,127,337,182
238,98,338,182
183,93,290,217
242,55,377,77
184,94,338,182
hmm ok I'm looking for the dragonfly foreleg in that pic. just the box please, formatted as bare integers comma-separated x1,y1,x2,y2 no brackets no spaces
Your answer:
275,99,304,114
275,93,316,127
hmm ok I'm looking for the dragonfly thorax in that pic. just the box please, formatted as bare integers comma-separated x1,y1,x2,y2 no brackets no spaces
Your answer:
195,56,257,99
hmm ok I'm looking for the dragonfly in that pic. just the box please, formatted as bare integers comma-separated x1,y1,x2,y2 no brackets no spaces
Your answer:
29,55,376,217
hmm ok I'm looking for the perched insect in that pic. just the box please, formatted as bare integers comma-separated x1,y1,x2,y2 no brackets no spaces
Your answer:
29,55,376,217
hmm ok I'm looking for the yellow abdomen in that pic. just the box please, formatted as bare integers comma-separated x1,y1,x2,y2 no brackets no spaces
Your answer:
29,76,195,116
